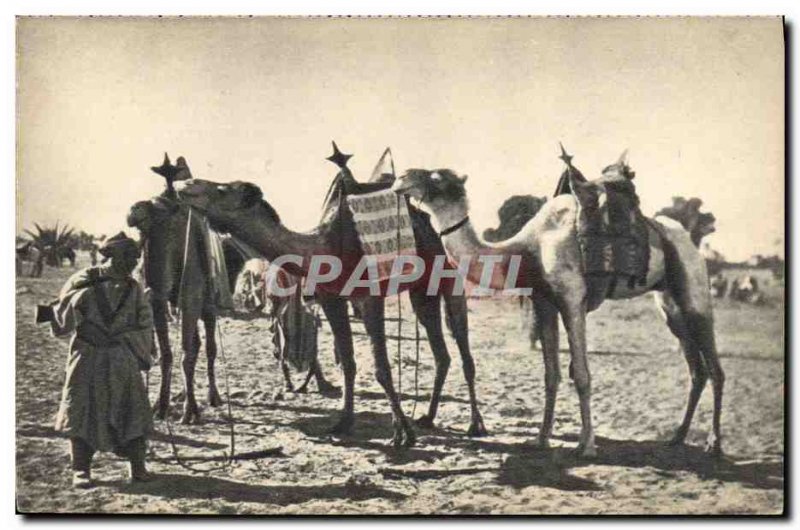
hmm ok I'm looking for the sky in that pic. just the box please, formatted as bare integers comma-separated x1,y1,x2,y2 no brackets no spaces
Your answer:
16,16,784,261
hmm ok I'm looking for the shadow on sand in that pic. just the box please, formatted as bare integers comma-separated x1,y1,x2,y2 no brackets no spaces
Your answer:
383,433,783,493
118,473,405,506
290,409,449,464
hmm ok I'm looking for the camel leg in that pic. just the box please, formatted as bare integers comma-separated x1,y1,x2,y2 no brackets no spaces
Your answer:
281,360,295,392
408,290,450,431
654,292,708,446
308,358,338,395
443,292,488,437
151,298,173,420
294,365,313,393
202,307,223,408
660,232,725,455
560,298,596,458
688,312,725,455
179,307,202,425
320,297,356,435
361,297,416,448
534,297,560,448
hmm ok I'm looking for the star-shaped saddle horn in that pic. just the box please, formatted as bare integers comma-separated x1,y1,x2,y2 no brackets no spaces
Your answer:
326,141,353,169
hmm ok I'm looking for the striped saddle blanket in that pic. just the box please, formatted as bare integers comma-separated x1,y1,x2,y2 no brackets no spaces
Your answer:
345,189,417,281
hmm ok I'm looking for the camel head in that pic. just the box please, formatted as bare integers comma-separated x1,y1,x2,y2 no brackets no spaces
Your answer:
601,149,635,180
392,168,469,222
175,179,280,232
127,200,157,234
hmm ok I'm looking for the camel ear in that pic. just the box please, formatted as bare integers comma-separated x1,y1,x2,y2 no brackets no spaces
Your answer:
460,174,468,183
616,149,628,166
239,182,263,208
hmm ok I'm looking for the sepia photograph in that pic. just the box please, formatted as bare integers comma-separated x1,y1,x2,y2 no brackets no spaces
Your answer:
14,15,785,515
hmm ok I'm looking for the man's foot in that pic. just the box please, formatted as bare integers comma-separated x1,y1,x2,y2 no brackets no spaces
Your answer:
72,471,94,489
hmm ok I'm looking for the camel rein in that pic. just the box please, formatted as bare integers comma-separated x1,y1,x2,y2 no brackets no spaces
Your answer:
394,195,422,420
160,207,237,473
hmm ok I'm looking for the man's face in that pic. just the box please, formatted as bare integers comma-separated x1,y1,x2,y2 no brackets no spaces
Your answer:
110,249,139,276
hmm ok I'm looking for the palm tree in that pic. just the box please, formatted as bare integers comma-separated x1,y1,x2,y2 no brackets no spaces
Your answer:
23,221,76,267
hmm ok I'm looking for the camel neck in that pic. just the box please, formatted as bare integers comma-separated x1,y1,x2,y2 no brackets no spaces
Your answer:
230,204,327,277
439,218,522,290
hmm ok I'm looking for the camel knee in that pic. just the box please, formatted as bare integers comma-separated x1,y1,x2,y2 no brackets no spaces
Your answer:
374,361,393,389
691,367,709,388
159,351,173,370
339,354,356,377
572,370,591,395
432,349,451,373
545,371,561,392
181,354,197,374
460,356,475,381
711,366,725,387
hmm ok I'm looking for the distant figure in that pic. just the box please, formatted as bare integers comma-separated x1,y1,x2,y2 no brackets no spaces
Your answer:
89,245,98,266
63,247,77,268
30,245,44,278
729,275,762,303
40,232,155,488
709,274,728,299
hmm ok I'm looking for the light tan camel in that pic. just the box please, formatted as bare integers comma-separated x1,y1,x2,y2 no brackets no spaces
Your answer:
174,154,486,448
390,159,724,458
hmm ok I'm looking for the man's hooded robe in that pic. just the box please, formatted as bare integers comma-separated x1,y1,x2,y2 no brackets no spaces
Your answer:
50,266,154,452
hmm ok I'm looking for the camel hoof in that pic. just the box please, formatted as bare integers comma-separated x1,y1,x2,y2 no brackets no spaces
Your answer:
392,427,417,449
705,437,723,457
576,443,598,459
179,407,200,425
293,385,309,395
666,433,687,447
317,382,340,395
466,417,489,437
152,401,168,420
534,435,550,449
207,390,223,408
414,415,435,429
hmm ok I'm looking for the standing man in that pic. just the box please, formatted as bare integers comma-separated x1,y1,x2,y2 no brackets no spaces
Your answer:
28,244,43,278
39,232,154,488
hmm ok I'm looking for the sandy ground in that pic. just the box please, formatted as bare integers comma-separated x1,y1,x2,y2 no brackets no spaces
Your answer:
16,258,784,515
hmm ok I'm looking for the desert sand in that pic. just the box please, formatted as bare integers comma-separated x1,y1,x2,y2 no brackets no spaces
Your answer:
16,255,784,515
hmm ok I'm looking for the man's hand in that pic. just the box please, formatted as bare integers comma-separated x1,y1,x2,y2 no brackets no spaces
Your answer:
34,303,56,324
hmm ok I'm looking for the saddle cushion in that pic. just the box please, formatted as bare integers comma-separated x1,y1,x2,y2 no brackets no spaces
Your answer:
560,174,650,286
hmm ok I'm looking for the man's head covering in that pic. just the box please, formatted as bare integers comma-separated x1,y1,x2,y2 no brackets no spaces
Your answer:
174,156,193,181
99,231,140,259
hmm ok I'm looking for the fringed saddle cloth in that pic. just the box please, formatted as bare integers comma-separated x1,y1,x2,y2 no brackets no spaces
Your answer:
177,210,235,312
345,189,417,280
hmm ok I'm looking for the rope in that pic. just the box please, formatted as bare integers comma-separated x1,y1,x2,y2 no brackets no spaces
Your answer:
411,315,420,419
216,318,236,461
395,195,402,399
155,206,237,473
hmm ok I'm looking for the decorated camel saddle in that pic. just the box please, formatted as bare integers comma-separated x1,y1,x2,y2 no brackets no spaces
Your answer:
554,146,650,291
319,143,417,280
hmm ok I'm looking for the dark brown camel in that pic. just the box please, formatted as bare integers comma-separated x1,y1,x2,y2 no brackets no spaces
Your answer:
175,145,486,447
127,176,222,423
128,154,335,423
